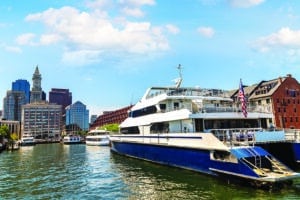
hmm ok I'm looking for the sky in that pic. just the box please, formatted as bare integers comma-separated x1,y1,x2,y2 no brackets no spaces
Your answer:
1,0,300,116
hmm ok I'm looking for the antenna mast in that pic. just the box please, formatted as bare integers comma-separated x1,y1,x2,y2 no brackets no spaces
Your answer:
175,64,183,88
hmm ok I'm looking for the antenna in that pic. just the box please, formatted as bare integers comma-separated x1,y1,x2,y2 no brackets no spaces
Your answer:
177,64,182,79
175,64,183,88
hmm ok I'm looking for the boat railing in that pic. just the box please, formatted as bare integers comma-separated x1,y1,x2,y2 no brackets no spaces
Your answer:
283,129,300,142
210,128,259,147
199,105,272,114
210,128,300,147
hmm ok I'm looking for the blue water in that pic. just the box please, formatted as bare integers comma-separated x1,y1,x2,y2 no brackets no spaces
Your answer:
0,143,300,199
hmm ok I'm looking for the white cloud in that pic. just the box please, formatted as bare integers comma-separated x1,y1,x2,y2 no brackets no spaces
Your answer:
62,50,102,66
121,7,144,17
5,46,22,53
86,0,111,9
22,6,169,65
15,33,36,45
197,26,215,38
252,27,300,52
118,0,155,7
229,0,265,8
40,34,61,45
118,0,155,17
166,24,180,35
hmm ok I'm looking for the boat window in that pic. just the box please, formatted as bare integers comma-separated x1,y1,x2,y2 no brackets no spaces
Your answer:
130,105,157,118
150,122,169,133
204,119,260,129
159,104,166,111
211,151,231,161
120,126,139,134
174,102,179,110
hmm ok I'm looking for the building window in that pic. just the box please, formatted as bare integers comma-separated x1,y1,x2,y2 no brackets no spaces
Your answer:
258,100,261,105
287,89,297,97
278,108,281,112
266,99,270,104
290,117,293,122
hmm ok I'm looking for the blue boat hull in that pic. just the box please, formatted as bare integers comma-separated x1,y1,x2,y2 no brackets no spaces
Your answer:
110,141,262,179
292,142,300,164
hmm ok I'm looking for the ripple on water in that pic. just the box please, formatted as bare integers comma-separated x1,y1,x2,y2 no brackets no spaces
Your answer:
1,144,300,199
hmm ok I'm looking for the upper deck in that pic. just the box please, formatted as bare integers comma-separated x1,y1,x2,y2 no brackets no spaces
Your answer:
142,86,230,100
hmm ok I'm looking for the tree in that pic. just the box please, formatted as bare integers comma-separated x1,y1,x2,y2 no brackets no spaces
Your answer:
0,125,9,138
99,123,119,133
10,133,19,141
0,125,20,151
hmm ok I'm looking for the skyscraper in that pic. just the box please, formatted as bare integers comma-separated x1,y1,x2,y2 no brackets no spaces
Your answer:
90,115,97,124
3,90,26,121
30,66,43,103
65,101,89,131
12,79,30,104
49,88,72,112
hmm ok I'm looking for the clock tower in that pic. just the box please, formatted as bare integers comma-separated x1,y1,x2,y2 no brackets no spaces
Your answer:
30,65,43,103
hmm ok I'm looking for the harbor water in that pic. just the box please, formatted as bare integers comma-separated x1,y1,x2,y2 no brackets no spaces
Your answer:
0,143,300,199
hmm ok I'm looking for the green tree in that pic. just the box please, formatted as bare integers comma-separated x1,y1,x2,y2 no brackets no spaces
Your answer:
8,132,20,151
99,123,119,133
0,125,9,138
10,133,19,141
0,125,19,151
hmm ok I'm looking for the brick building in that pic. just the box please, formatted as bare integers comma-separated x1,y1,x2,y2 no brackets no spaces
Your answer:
233,74,300,129
90,105,133,130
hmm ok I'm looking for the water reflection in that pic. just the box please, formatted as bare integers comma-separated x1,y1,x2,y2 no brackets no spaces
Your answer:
110,152,300,200
0,144,300,200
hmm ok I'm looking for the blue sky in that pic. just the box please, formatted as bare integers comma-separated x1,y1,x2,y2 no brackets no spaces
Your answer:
1,0,300,116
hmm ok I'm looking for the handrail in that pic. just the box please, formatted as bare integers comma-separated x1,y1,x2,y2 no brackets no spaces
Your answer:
241,157,266,177
245,147,262,168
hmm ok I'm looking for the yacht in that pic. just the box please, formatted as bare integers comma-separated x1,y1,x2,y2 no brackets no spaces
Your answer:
62,135,82,144
109,65,300,188
86,129,110,146
20,136,35,146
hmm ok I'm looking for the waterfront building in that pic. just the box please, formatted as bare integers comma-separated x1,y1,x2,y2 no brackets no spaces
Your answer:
21,102,62,139
0,120,21,139
49,88,72,132
231,74,300,129
90,115,97,124
49,88,72,112
30,66,43,103
3,90,26,121
90,105,133,130
65,101,89,131
12,79,30,104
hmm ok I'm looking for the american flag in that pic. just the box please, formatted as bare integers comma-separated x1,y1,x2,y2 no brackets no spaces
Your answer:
238,79,247,118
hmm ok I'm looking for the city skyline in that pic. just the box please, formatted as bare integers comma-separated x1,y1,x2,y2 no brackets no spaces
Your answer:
1,1,300,115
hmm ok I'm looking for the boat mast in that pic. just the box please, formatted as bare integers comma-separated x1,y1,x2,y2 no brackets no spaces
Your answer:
175,64,183,88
